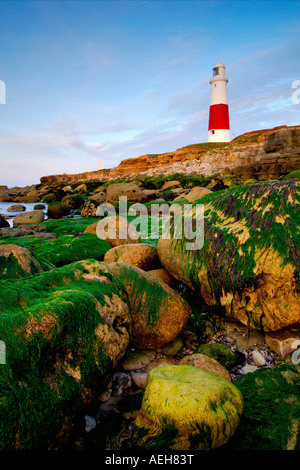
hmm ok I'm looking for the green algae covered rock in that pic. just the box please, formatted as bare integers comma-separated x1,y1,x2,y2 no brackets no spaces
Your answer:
228,365,300,450
47,201,70,219
0,233,111,268
157,180,300,332
0,260,131,450
196,343,237,370
0,244,44,280
133,365,243,450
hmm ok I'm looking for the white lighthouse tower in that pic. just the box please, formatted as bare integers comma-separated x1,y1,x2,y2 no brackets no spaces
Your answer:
208,62,230,142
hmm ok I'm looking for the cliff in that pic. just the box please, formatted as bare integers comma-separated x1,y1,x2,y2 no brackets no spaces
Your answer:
40,125,300,185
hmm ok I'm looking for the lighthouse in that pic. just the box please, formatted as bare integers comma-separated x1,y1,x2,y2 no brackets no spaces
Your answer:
208,62,230,142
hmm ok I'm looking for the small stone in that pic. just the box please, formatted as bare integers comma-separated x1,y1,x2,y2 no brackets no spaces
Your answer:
85,415,96,433
112,372,132,396
121,351,152,371
251,350,267,367
242,364,259,374
131,371,148,389
146,357,177,371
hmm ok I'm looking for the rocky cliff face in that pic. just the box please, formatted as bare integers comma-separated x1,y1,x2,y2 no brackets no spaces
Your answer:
36,124,300,185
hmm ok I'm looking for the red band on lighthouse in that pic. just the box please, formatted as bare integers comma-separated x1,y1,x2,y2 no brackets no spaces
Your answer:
208,104,230,131
208,62,230,142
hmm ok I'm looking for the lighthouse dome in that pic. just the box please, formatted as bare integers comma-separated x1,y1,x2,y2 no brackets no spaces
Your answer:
213,62,225,68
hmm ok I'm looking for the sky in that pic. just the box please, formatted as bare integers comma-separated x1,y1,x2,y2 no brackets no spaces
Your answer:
0,0,299,187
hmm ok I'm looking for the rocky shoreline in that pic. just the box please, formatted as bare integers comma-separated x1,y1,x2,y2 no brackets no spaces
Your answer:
0,151,299,450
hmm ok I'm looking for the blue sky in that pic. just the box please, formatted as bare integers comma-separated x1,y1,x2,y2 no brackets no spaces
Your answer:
0,0,299,187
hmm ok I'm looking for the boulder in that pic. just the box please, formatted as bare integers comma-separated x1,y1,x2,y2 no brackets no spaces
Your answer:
95,215,142,247
184,186,213,202
17,233,111,268
142,189,159,201
196,343,237,370
14,210,44,225
157,181,300,332
228,365,300,450
61,194,84,209
81,199,99,217
0,260,131,450
47,202,70,219
265,328,300,359
0,244,44,279
106,263,192,349
179,353,231,381
22,189,39,203
161,336,184,356
104,243,161,271
62,185,73,193
106,182,145,203
74,183,88,193
121,351,153,371
133,365,243,450
7,204,26,212
88,192,106,203
145,357,177,371
147,268,177,287
161,180,181,191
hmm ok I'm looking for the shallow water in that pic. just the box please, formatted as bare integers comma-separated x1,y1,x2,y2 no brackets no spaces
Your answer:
0,202,48,227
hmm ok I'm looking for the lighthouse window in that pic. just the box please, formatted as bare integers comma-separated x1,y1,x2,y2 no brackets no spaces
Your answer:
213,67,219,76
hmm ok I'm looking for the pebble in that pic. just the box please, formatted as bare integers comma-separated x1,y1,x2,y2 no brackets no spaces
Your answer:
112,372,132,397
264,355,274,362
241,364,259,374
251,350,267,367
85,415,96,433
131,371,148,389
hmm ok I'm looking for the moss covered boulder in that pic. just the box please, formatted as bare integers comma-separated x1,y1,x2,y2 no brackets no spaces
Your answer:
0,233,111,268
157,180,300,332
228,365,300,450
61,193,85,209
133,365,243,450
47,202,70,219
0,244,44,279
106,263,192,349
0,260,131,450
104,243,161,271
